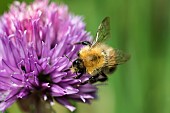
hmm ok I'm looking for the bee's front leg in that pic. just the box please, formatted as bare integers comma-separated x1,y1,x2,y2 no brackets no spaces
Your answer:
62,68,70,72
74,72,84,79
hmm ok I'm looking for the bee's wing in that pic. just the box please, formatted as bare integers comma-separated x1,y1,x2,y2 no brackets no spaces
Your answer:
91,17,110,47
114,49,130,65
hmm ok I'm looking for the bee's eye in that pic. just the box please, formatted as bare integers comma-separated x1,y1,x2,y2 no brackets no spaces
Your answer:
73,59,82,67
72,59,85,73
73,60,80,65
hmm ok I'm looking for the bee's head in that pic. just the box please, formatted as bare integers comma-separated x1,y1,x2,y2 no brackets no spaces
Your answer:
71,59,85,73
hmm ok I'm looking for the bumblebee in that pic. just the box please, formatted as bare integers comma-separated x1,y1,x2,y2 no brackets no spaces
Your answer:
66,17,130,85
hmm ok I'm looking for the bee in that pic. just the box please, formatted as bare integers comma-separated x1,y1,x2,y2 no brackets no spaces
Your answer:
66,17,130,85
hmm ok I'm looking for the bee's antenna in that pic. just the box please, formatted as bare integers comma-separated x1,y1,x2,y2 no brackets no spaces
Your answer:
64,54,73,63
62,55,72,72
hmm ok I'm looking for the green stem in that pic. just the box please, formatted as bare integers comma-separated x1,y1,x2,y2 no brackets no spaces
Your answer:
17,93,53,113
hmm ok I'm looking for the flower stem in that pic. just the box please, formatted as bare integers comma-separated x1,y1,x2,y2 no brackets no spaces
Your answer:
72,102,77,113
17,93,53,113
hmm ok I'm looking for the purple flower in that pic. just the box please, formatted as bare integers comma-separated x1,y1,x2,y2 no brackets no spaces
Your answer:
0,0,97,112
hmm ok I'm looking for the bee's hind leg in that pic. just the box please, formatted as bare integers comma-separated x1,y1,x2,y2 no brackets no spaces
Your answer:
80,74,100,85
97,72,108,82
80,72,108,85
73,41,91,46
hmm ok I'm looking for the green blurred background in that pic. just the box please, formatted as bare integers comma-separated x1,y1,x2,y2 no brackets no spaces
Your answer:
1,0,170,113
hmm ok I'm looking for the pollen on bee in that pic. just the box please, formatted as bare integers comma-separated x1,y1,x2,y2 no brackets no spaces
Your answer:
70,67,76,73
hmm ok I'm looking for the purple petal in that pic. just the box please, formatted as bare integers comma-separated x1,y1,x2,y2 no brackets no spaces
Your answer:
50,84,65,96
62,85,79,95
55,97,76,112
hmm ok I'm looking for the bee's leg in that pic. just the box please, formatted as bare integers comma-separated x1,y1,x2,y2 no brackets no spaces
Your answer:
62,68,70,72
74,72,84,79
73,41,91,46
97,72,108,82
80,72,107,85
80,74,100,85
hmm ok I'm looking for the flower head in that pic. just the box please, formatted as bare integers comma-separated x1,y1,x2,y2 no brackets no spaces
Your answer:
0,0,97,112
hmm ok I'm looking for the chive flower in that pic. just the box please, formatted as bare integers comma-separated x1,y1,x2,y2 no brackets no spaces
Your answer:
0,0,97,112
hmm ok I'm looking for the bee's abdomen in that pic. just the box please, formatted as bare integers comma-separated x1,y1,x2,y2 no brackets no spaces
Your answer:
102,66,117,74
